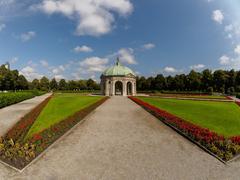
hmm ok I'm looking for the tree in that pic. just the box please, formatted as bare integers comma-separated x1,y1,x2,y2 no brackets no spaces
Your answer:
175,74,186,91
68,80,78,90
86,79,99,90
225,69,236,91
236,71,240,89
50,78,58,90
58,79,67,90
187,70,201,91
201,69,213,91
17,75,29,90
78,80,87,90
213,70,227,93
40,76,50,91
153,74,166,91
31,79,40,90
166,76,176,91
136,76,146,91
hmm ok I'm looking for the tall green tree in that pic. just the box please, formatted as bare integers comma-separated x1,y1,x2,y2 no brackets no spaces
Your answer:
50,78,58,90
40,76,50,91
58,79,67,90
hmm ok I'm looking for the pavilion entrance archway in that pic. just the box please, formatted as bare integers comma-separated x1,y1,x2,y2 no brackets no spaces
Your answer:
127,82,133,96
115,81,123,96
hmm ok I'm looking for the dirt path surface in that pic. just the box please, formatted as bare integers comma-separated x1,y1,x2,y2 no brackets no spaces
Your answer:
0,93,52,136
0,96,240,180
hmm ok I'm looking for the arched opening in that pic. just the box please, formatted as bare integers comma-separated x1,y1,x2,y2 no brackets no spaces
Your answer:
115,81,123,95
127,82,133,95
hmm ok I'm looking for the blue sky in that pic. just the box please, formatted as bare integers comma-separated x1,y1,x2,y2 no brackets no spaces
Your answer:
0,0,240,81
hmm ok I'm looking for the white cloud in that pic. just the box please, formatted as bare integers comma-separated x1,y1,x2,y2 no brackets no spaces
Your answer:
0,23,6,31
142,43,155,50
0,0,16,7
212,10,224,24
79,56,109,73
34,0,133,37
190,64,205,70
10,57,18,64
163,67,177,73
40,60,49,67
234,45,240,55
219,55,231,65
20,31,36,42
54,74,65,81
73,45,93,53
52,65,66,74
117,48,137,64
225,24,233,32
20,66,43,80
224,23,240,40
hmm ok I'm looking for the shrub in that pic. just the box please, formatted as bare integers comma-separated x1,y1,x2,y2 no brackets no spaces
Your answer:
0,91,45,109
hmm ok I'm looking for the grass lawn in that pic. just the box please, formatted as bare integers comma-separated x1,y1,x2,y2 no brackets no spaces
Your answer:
150,94,226,99
26,93,103,138
138,97,240,137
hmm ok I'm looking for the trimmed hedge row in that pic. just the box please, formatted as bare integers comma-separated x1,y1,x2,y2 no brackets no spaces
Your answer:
0,91,46,109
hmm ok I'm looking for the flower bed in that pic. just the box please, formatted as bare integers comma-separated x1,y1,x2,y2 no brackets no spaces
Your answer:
129,96,240,162
0,96,108,170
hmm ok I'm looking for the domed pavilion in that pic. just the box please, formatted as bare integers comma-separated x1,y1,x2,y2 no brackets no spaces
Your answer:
100,59,137,96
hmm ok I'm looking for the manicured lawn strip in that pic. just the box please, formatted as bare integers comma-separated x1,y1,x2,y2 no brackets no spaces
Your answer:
26,94,103,139
0,95,108,170
129,97,240,161
137,97,240,137
150,94,227,100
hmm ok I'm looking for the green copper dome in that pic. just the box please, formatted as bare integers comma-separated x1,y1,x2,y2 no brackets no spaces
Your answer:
103,59,135,77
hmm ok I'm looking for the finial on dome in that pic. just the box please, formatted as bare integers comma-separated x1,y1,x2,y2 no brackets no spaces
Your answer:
116,57,120,66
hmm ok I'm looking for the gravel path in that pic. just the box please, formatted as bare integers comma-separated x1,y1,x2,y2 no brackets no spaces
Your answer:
0,93,52,136
0,96,240,180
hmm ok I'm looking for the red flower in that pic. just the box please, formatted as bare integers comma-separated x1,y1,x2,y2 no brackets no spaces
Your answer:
32,134,42,142
129,96,227,144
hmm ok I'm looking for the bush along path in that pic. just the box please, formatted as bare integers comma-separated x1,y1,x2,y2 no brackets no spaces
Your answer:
0,91,46,109
0,96,108,171
129,96,240,162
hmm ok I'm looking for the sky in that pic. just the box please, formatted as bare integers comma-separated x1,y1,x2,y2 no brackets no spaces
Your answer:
0,0,240,81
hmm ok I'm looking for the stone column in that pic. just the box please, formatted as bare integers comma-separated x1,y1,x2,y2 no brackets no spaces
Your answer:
131,81,136,96
105,80,109,96
112,81,115,96
123,81,127,96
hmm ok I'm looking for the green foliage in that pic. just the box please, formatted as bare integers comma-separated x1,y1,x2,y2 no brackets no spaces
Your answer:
0,92,35,108
136,69,240,94
50,78,58,90
0,65,29,91
0,91,45,108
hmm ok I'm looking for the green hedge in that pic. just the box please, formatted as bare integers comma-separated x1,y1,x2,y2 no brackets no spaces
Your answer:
0,91,46,109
